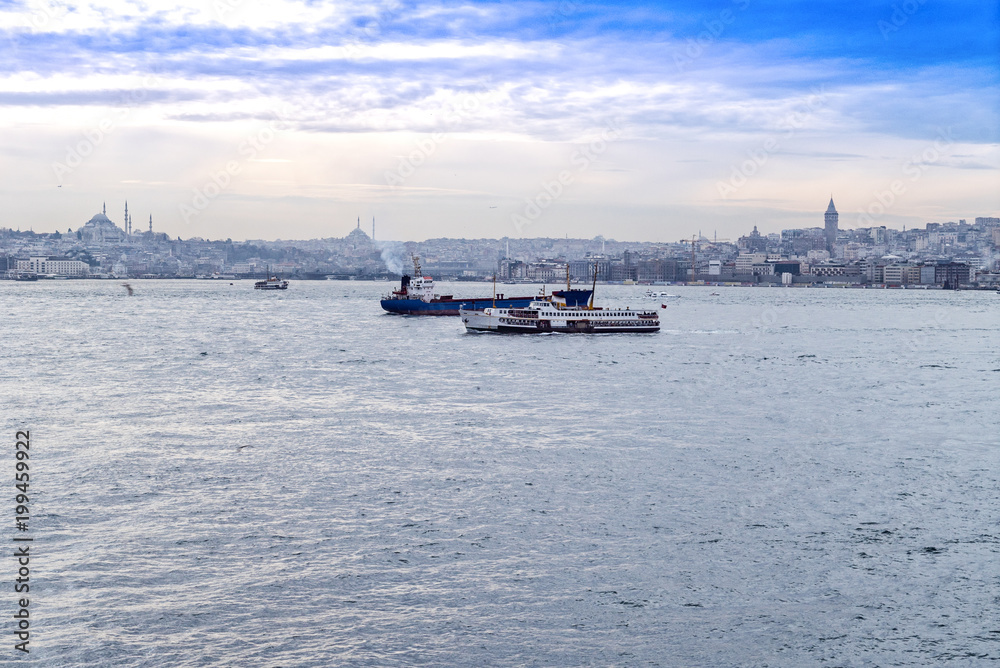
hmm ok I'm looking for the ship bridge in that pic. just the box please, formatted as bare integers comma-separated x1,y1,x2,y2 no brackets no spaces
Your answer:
551,289,593,307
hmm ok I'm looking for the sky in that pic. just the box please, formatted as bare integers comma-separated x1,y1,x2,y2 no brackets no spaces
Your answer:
0,0,997,242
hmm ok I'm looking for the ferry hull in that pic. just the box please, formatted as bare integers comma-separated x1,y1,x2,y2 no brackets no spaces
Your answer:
381,297,535,315
473,324,660,334
461,310,659,333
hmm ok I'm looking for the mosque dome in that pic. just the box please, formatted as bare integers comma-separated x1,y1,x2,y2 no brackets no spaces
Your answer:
77,204,126,243
86,212,114,225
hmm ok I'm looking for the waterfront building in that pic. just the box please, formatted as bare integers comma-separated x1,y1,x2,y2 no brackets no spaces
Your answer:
737,226,768,253
976,272,1000,287
771,260,801,276
859,259,884,283
609,259,637,282
809,263,861,278
525,261,562,282
734,252,767,275
501,258,527,280
16,256,90,276
934,262,970,288
567,259,593,281
635,258,678,282
883,264,906,286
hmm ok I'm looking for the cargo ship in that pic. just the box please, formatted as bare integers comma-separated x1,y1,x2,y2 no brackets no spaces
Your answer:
380,257,536,315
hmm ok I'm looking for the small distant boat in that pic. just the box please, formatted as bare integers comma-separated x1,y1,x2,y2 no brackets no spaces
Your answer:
645,290,679,299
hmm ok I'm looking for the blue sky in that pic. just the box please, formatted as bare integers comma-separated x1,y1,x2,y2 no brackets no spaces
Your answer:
0,0,997,241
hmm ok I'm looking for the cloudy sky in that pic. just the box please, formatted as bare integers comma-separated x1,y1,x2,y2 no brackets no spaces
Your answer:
1,0,997,241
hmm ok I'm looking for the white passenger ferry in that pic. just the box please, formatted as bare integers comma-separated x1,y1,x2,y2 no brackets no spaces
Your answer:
254,275,288,290
253,265,289,290
460,289,660,334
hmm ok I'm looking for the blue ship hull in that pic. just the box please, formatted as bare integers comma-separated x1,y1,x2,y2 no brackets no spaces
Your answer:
381,297,535,315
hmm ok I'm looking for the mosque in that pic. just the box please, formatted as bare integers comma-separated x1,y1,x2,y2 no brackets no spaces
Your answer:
77,202,154,244
345,217,373,252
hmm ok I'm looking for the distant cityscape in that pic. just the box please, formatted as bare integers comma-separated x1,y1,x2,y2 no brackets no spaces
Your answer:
2,199,999,289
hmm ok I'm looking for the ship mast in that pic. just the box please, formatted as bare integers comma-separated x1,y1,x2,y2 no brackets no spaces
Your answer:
589,261,597,309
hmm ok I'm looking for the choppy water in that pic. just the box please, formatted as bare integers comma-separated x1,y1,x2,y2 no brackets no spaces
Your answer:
2,280,998,666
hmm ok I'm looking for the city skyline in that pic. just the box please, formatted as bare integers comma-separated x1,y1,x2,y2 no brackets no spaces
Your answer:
9,196,994,245
2,0,997,242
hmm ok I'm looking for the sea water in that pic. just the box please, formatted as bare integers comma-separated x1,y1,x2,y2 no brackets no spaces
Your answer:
1,280,998,666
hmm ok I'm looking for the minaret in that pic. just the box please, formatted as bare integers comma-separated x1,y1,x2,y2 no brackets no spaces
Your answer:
824,196,839,254
103,202,106,215
148,215,152,233
372,217,375,240
357,216,360,229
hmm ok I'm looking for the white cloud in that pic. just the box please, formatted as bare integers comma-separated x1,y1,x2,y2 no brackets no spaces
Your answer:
0,0,995,240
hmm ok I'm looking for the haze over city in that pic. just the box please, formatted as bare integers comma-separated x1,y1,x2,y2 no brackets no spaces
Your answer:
2,0,997,242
